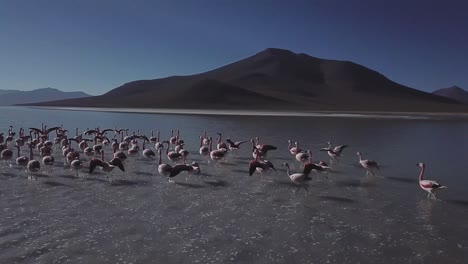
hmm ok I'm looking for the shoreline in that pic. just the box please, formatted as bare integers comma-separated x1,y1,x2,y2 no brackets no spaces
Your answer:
21,106,468,119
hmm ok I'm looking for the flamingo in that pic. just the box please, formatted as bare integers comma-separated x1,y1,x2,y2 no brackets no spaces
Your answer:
303,151,332,180
216,132,228,150
157,148,172,177
78,139,92,152
113,143,127,162
169,129,178,145
248,149,278,178
288,140,301,155
166,141,183,164
252,137,277,157
154,131,163,150
15,144,29,168
281,162,308,193
1,147,13,162
42,155,55,173
295,149,310,167
199,136,210,157
26,143,41,180
166,164,196,182
356,152,379,176
149,130,157,144
70,159,84,178
89,150,125,180
141,136,156,159
210,138,227,166
202,131,210,146
84,146,95,157
417,163,447,200
321,142,348,164
226,138,248,154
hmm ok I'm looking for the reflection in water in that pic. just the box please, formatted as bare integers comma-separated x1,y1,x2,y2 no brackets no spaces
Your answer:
416,199,434,227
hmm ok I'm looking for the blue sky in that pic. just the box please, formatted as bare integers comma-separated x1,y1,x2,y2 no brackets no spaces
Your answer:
0,0,467,95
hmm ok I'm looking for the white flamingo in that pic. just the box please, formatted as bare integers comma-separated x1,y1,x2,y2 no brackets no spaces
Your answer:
356,152,379,176
281,162,308,193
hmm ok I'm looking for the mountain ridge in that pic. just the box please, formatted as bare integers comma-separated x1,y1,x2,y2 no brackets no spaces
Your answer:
433,86,468,104
21,48,467,112
0,87,90,106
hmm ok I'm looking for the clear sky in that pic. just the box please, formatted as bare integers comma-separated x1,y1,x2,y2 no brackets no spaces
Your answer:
1,0,467,95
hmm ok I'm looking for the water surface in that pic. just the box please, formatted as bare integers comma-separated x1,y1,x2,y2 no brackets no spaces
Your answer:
1,106,467,263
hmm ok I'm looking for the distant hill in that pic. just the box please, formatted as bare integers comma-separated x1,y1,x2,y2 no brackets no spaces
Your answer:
1,88,90,106
24,48,468,112
0,89,18,95
433,86,468,104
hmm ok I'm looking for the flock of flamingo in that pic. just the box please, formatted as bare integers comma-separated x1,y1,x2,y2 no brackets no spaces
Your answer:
0,125,446,199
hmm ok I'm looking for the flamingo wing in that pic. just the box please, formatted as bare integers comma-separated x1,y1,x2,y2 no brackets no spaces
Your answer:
420,180,443,189
235,140,248,146
261,145,277,151
303,163,321,174
110,158,125,172
100,129,116,135
84,129,97,135
333,145,348,153
89,158,104,173
249,160,260,176
29,127,43,134
169,164,190,177
262,160,277,173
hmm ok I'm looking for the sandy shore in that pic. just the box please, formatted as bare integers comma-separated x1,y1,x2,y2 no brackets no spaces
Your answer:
26,106,468,119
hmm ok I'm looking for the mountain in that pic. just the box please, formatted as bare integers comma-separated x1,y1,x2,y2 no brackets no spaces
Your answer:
0,88,90,106
24,48,468,112
0,89,18,95
432,86,468,104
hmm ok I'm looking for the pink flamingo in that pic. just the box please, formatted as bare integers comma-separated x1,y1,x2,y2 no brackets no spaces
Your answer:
417,163,447,200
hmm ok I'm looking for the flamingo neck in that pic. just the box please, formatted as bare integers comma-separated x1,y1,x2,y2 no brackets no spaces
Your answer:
17,145,20,158
199,137,203,148
157,131,160,141
358,154,362,161
209,140,213,152
166,143,169,154
288,141,291,150
419,166,425,182
158,151,162,165
101,150,104,161
308,152,312,163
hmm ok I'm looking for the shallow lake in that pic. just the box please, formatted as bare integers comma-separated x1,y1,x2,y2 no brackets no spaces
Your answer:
1,106,467,263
